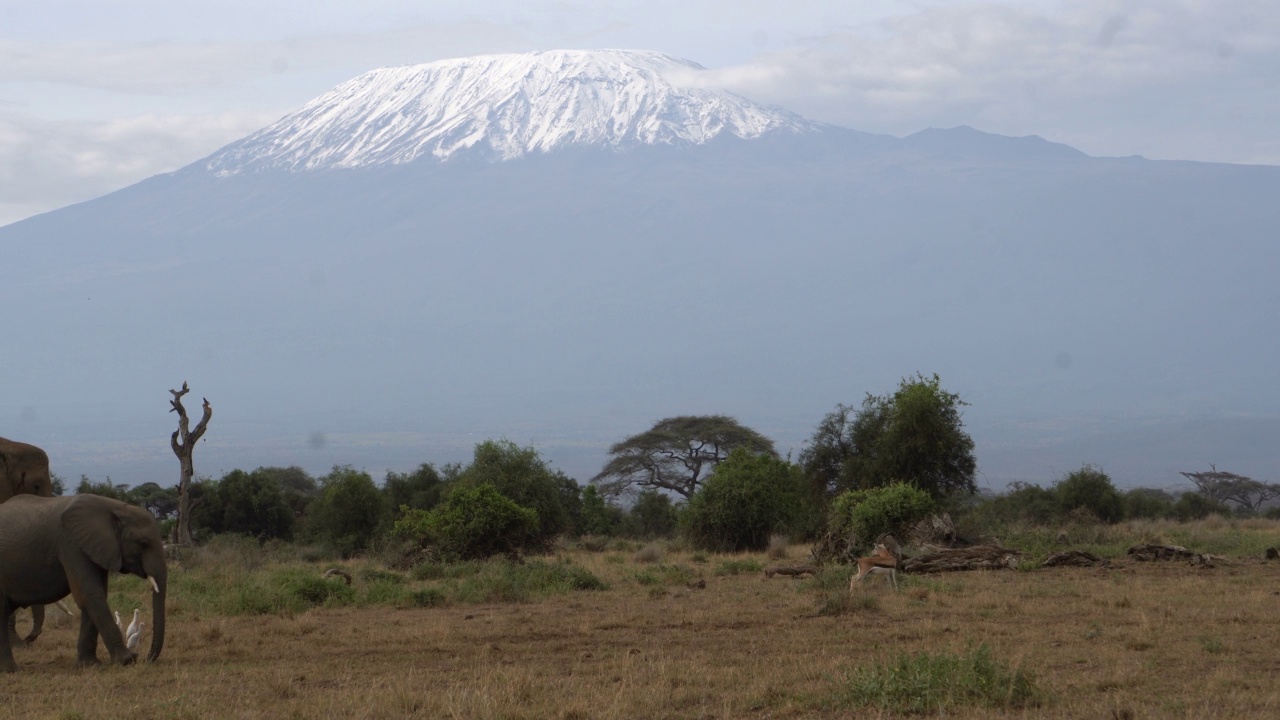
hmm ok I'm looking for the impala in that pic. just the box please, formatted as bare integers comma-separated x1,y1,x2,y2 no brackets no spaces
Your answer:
849,543,898,592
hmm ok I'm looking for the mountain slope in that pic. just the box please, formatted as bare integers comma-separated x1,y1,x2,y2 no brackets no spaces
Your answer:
2,53,1278,488
204,49,818,174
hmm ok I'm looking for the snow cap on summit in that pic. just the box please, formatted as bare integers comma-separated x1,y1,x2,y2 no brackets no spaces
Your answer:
203,49,818,174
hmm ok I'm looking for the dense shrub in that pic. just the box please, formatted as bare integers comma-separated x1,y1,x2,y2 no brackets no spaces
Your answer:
1172,492,1231,521
680,450,806,552
196,469,295,541
829,482,935,550
393,482,538,561
383,463,444,517
1054,465,1124,523
626,489,680,538
579,485,625,536
1124,488,1175,520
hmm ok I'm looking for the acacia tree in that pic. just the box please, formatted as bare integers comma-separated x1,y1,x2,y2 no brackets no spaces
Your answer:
1180,466,1280,512
170,381,212,545
800,373,976,501
591,415,777,499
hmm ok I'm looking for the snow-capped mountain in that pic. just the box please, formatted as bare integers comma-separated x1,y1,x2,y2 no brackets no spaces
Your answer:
203,49,818,174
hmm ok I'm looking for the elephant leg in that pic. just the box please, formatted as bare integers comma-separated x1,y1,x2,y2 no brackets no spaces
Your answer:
76,608,101,667
23,605,44,645
0,601,17,673
4,613,20,648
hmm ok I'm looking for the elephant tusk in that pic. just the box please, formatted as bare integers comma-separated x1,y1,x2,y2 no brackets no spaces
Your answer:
149,577,160,594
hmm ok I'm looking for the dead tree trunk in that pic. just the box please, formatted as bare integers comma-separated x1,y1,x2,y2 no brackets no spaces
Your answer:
169,382,212,546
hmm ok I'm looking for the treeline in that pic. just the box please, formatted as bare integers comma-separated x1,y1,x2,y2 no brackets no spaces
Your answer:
68,373,1276,561
72,440,680,557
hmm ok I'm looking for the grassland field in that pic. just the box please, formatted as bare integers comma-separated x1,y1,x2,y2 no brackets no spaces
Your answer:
3,517,1279,720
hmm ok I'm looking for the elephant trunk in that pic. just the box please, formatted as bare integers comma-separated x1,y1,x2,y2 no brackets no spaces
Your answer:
146,568,166,662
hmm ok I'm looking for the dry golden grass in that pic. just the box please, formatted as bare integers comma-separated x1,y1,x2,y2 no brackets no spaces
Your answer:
4,533,1280,719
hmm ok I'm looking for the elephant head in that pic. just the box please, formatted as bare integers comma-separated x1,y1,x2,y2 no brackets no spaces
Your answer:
61,495,167,662
0,437,52,501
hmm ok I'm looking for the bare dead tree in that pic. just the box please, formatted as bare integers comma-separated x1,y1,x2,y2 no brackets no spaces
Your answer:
1180,465,1280,512
169,381,212,545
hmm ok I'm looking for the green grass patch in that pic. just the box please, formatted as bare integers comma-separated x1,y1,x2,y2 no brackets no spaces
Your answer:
438,559,608,604
825,644,1043,714
713,559,762,576
631,564,698,587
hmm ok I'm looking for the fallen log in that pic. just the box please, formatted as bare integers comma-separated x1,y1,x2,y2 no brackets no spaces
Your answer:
900,545,1024,574
1041,550,1108,568
763,565,819,579
1127,544,1195,562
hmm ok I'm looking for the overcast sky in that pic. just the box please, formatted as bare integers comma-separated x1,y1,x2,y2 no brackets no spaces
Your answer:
2,0,1276,226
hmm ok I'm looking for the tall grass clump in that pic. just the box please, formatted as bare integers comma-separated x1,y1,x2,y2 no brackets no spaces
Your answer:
828,644,1042,713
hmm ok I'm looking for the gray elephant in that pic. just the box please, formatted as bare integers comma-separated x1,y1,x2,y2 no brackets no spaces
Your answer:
0,437,55,645
0,494,167,672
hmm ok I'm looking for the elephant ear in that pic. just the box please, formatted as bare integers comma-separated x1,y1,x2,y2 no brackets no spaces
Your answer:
61,495,124,572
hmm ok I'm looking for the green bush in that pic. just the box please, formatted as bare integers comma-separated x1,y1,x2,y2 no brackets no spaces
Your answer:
829,644,1042,713
394,482,538,561
1054,465,1124,523
681,450,806,552
829,482,934,550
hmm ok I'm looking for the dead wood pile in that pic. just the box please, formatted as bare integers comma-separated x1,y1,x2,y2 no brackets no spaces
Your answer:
900,545,1024,574
762,565,819,579
1126,544,1196,561
1041,550,1108,568
906,513,961,547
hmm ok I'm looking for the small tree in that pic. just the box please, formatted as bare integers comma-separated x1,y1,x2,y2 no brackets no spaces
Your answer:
593,415,777,499
305,466,386,556
800,374,976,501
452,439,572,550
1054,465,1124,523
169,381,212,545
1180,467,1280,512
680,449,804,552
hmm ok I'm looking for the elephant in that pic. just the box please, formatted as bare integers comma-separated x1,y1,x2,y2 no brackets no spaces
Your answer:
0,494,167,672
0,437,55,645
0,437,53,500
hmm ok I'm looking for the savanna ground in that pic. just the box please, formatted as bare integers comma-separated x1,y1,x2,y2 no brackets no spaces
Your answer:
3,518,1279,720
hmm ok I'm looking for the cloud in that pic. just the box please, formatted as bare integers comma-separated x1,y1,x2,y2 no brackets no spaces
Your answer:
0,109,274,226
677,1,1280,162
